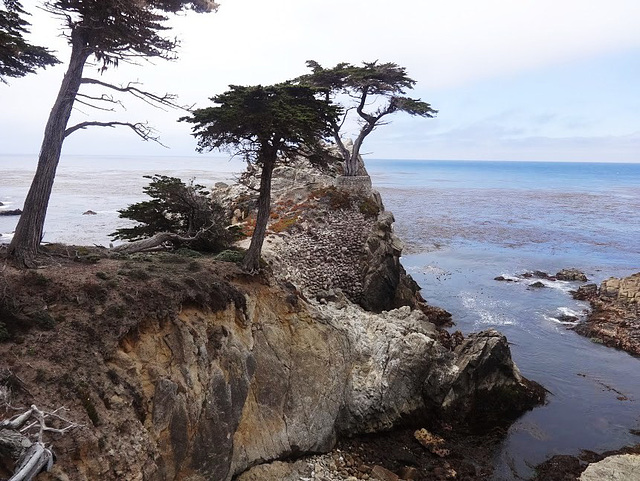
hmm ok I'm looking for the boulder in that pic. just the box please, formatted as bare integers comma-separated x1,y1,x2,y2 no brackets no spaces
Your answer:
423,329,545,429
580,454,640,480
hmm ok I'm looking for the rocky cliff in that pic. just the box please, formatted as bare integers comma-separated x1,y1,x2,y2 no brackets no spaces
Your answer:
0,256,542,481
0,160,543,480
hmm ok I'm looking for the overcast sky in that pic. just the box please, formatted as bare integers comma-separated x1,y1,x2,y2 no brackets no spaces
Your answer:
2,0,639,162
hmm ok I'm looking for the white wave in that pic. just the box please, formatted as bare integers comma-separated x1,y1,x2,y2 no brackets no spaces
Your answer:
533,279,575,293
422,265,449,276
461,294,516,326
558,306,583,318
544,314,579,326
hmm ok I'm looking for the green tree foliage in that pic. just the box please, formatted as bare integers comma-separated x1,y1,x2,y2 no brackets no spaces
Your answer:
0,0,59,82
112,175,232,253
8,0,217,266
299,60,437,176
181,83,340,271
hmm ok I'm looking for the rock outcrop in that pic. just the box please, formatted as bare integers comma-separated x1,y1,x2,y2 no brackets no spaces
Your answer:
216,157,451,325
0,156,542,480
0,256,542,481
580,454,640,481
574,272,640,355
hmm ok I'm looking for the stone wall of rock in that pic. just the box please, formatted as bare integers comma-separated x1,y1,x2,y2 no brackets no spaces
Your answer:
110,292,540,480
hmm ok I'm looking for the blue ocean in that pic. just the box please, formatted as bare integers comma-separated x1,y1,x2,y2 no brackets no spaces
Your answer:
2,155,640,479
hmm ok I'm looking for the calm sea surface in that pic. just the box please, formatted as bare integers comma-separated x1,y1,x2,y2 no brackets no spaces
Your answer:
2,155,640,479
367,159,640,479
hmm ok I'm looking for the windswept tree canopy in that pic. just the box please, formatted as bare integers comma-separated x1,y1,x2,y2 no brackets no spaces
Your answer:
182,83,340,271
43,0,218,69
184,83,340,160
0,0,59,82
299,60,437,175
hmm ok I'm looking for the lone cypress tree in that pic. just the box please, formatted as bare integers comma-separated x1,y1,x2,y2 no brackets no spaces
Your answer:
299,60,437,176
7,0,218,266
182,83,340,272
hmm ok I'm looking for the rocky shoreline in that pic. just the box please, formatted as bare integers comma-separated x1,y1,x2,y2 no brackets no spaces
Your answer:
0,158,550,480
572,273,640,356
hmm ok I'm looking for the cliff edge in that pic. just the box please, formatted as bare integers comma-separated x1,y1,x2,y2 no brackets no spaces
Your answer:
0,160,544,480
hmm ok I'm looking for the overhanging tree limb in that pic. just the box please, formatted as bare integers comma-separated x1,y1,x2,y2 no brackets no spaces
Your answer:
80,78,186,111
64,121,164,145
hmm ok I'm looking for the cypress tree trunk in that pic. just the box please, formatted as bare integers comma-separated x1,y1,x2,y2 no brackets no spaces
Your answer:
241,154,275,272
7,29,90,266
346,122,374,176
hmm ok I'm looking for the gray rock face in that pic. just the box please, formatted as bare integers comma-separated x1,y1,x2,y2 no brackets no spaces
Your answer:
101,284,541,481
580,454,640,480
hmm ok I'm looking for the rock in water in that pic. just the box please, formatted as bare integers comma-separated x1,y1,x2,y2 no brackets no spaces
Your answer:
572,283,598,300
0,209,22,216
556,268,588,282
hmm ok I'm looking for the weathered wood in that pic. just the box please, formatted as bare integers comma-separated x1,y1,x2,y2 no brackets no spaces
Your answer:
10,443,53,481
0,405,78,481
110,231,199,254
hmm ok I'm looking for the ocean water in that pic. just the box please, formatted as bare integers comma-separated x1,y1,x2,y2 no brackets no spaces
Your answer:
2,155,640,479
0,154,245,245
367,159,640,479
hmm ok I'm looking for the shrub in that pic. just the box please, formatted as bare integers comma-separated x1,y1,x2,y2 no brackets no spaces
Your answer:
111,175,233,253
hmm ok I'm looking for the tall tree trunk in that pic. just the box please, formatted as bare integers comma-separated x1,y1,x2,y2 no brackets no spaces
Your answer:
7,29,90,266
241,155,275,272
347,122,374,176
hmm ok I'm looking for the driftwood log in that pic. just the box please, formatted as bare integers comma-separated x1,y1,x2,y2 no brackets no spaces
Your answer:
109,231,200,255
0,405,79,481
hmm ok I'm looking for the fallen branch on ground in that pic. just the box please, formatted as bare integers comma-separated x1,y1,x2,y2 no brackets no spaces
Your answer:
0,404,80,481
109,231,200,255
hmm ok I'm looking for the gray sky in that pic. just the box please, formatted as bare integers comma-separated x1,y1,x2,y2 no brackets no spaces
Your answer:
2,0,640,162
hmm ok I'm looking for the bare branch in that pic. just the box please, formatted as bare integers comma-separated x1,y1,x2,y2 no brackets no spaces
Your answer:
64,121,167,147
77,93,126,109
110,231,207,254
81,78,187,111
74,97,117,112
